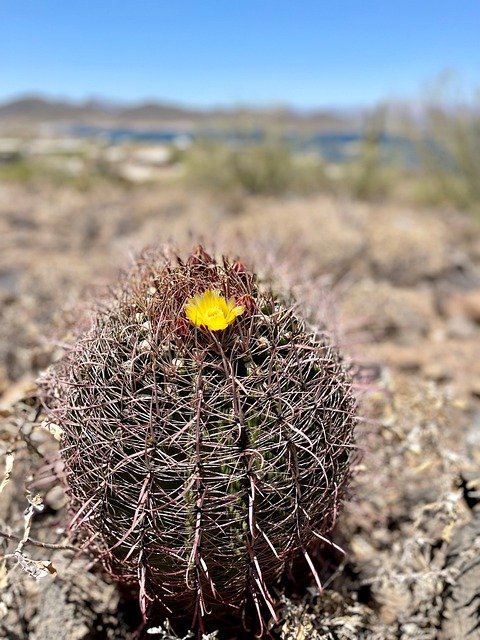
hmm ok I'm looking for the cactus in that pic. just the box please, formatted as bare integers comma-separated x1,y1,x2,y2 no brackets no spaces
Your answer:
42,246,357,634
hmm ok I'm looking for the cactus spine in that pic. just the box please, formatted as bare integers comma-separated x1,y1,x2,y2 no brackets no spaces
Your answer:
43,246,356,633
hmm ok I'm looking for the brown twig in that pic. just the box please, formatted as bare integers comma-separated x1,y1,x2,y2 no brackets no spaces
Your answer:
0,529,82,552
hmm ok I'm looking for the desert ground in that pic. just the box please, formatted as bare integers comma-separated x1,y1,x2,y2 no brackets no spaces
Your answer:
1,174,480,639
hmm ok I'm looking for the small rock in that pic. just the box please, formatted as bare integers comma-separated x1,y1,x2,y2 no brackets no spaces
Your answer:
350,535,376,562
45,485,66,511
440,515,480,640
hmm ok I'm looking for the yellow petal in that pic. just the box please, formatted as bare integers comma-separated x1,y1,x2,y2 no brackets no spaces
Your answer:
184,289,245,330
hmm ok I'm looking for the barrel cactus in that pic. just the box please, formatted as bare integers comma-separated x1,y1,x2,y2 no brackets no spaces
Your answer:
42,246,357,634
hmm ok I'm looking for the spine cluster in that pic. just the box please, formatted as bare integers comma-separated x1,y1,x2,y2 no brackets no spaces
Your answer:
42,246,357,633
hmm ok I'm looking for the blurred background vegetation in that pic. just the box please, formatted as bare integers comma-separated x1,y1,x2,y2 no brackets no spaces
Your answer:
2,78,479,217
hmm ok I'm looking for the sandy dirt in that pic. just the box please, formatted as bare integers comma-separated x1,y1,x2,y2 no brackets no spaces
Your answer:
1,181,480,639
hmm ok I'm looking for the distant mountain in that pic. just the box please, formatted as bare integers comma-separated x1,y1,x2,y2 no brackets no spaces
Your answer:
0,96,107,120
0,94,358,132
118,101,201,121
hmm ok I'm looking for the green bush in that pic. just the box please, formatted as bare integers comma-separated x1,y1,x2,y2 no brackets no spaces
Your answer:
0,159,37,182
413,106,480,213
183,139,329,198
338,106,400,202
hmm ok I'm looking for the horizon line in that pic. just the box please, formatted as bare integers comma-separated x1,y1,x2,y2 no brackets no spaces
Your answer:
0,90,397,114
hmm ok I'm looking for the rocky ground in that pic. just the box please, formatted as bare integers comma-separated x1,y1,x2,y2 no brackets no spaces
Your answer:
1,180,480,639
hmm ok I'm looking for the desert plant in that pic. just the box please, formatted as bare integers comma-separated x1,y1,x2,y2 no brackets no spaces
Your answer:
340,105,397,201
41,246,357,635
414,105,480,213
183,139,328,200
183,139,292,196
402,74,480,214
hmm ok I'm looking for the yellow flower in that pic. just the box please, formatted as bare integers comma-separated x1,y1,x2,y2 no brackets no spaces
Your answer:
184,289,245,331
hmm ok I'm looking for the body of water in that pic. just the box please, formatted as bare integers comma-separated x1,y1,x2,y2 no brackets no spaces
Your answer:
69,125,416,165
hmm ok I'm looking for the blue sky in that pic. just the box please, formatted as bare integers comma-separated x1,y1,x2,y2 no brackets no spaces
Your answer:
1,1,479,108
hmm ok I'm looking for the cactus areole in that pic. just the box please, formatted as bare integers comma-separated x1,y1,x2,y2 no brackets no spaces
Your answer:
43,246,357,633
